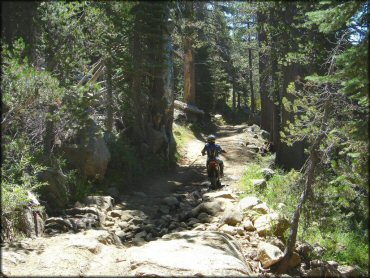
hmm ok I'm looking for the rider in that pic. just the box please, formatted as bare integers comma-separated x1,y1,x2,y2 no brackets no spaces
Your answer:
201,135,226,177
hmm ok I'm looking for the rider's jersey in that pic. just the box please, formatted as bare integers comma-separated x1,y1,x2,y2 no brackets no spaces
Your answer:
202,143,223,159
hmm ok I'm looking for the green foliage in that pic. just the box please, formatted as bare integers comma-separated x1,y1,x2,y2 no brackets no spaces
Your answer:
304,229,368,271
240,161,301,217
2,137,46,214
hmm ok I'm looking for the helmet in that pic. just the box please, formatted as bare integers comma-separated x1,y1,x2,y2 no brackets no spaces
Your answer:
207,135,216,143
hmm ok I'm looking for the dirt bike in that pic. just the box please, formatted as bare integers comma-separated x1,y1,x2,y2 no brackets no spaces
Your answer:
207,159,222,189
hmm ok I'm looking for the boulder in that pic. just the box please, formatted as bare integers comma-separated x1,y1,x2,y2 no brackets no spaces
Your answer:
126,231,254,276
257,242,284,268
238,196,261,211
38,168,68,212
254,213,290,237
62,122,110,180
84,196,114,212
17,207,44,237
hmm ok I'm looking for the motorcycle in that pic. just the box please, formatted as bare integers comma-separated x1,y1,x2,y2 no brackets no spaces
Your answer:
207,159,222,189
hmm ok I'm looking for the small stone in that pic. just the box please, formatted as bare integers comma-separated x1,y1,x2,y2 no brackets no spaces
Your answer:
261,168,275,179
118,222,129,230
239,196,261,211
337,265,361,277
252,202,269,214
163,196,179,207
257,242,284,268
197,212,210,223
115,230,126,239
104,221,114,227
246,144,259,152
251,179,267,190
327,261,339,269
110,210,124,218
242,219,255,231
187,217,200,226
159,206,170,214
135,231,147,239
221,207,243,226
261,130,270,140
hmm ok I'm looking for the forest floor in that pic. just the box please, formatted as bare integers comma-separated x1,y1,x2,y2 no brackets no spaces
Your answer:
1,124,288,276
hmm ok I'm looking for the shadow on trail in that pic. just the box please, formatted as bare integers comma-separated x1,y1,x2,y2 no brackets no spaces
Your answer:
108,163,225,246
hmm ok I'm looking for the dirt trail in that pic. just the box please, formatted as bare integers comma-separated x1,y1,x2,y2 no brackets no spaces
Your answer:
131,123,252,205
2,124,260,277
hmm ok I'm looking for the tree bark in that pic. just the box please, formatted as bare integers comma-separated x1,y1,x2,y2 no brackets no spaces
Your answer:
276,128,326,274
257,9,271,132
247,21,255,114
44,105,56,158
232,75,236,111
105,60,113,133
184,37,195,104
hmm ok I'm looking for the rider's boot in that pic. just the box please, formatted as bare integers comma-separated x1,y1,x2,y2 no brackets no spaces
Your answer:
220,165,224,177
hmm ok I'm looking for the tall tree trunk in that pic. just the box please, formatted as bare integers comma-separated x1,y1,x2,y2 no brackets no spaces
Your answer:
237,92,241,110
276,131,324,274
130,19,145,142
105,60,113,133
44,105,56,158
184,37,195,104
257,9,271,132
247,21,255,114
232,75,236,111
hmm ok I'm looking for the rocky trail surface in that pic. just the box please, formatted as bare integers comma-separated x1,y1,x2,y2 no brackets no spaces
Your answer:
1,124,358,277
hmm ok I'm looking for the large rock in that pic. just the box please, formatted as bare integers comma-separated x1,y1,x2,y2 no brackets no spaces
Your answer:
254,213,290,237
84,196,114,212
257,242,284,268
38,168,68,212
62,122,110,180
192,198,234,217
16,207,45,237
126,231,254,276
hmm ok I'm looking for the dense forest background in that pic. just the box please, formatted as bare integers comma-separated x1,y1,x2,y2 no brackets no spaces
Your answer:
1,0,368,272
